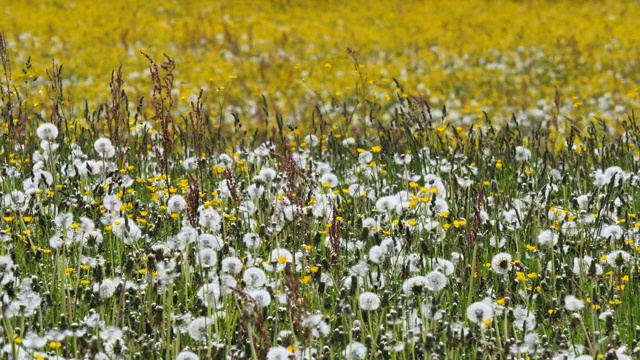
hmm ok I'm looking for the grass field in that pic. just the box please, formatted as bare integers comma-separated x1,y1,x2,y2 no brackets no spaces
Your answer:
1,1,640,359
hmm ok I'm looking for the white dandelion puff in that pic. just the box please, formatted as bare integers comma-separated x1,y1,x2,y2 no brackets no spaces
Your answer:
266,346,290,360
466,301,493,324
424,270,448,292
564,295,584,311
176,350,199,360
36,123,59,140
491,252,513,275
221,256,243,274
243,267,267,288
248,289,271,308
94,137,116,158
167,195,187,214
343,341,367,360
358,292,381,311
187,316,212,341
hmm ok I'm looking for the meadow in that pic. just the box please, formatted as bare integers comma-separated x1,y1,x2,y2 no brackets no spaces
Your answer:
1,1,640,359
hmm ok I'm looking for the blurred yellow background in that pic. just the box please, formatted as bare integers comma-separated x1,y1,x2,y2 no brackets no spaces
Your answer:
2,0,639,132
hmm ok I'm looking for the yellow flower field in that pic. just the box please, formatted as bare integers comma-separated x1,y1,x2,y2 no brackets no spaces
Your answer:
2,0,640,134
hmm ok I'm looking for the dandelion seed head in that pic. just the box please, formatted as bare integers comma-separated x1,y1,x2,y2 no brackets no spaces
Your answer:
242,232,261,248
36,123,59,140
491,252,513,275
187,316,211,341
564,295,585,311
466,301,493,324
93,279,117,300
343,341,367,360
94,137,116,158
99,326,123,341
221,256,243,274
197,282,221,307
182,157,198,171
199,233,223,251
375,195,400,213
515,146,531,161
606,250,631,267
424,270,448,291
198,207,222,230
358,292,381,311
243,267,267,288
537,229,558,247
167,195,188,213
258,167,277,182
402,276,428,295
197,248,218,268
248,289,271,308
176,350,200,360
266,346,290,360
429,258,455,276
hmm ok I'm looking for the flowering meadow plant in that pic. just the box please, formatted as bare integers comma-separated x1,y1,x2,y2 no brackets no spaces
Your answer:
2,1,640,359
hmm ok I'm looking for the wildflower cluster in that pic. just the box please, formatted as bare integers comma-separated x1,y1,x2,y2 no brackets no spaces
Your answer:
1,1,640,359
